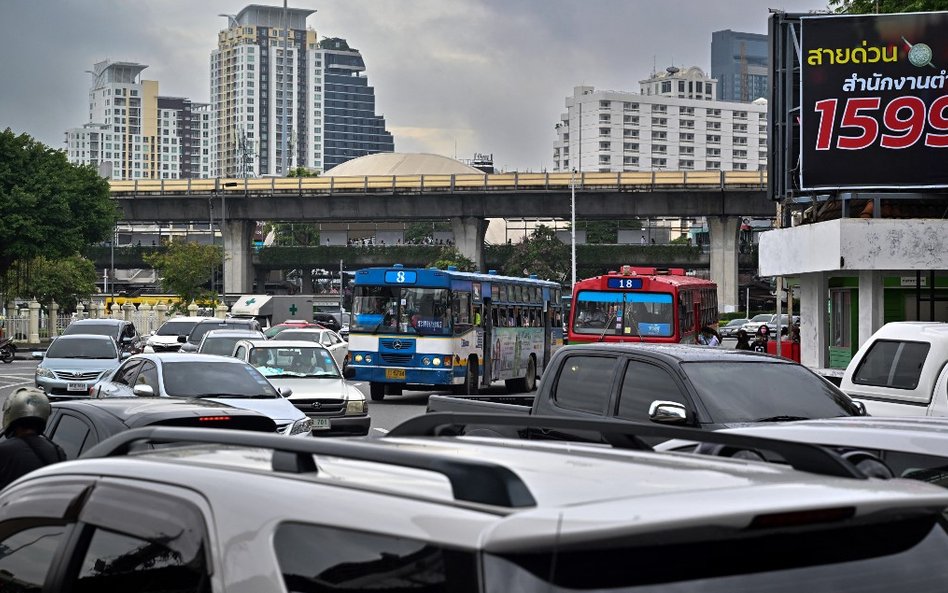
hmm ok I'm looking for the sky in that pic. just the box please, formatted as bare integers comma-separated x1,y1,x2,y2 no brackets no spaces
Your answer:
0,0,829,172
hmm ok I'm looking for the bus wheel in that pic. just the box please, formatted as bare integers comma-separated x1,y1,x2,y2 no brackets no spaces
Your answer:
386,385,403,396
453,358,478,395
506,356,536,393
369,382,385,401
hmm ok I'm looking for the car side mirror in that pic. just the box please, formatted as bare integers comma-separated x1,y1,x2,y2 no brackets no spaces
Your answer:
121,335,133,343
851,399,869,416
32,351,44,360
343,366,356,380
132,384,155,397
648,400,690,425
120,352,131,360
177,335,187,343
278,386,293,398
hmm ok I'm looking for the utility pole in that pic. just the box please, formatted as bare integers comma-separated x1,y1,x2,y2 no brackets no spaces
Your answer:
281,0,289,176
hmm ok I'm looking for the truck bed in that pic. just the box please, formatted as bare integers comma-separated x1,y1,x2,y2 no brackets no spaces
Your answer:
426,394,534,414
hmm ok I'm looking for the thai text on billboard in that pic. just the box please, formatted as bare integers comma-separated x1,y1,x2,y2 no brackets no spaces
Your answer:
801,12,948,190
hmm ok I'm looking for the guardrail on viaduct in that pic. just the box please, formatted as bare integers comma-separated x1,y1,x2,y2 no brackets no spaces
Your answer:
110,170,768,196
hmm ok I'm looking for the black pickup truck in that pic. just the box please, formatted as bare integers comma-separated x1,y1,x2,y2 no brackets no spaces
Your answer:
427,343,864,430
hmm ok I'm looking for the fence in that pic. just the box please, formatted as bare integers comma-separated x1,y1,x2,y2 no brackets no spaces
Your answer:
3,300,233,344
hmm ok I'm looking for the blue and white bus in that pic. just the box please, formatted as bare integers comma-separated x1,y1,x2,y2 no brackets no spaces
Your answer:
347,265,564,400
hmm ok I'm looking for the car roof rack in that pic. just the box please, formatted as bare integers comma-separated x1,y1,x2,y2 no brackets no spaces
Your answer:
388,413,866,480
82,426,536,508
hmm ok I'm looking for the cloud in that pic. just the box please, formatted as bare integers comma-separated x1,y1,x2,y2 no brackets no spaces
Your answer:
0,0,827,169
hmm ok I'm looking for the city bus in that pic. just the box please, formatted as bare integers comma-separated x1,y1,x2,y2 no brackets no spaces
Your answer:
346,265,563,400
568,266,717,344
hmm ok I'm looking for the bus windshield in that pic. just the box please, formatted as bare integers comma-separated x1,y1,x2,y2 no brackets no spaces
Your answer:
573,291,674,337
352,286,452,336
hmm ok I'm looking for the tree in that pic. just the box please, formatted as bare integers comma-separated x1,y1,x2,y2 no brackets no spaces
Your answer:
429,247,476,271
144,241,223,310
3,255,97,311
829,0,948,12
0,129,117,279
501,225,569,283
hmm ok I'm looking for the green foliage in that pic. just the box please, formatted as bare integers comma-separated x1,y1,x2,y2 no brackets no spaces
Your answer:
404,221,451,244
501,225,570,283
144,241,223,310
429,247,476,271
3,255,97,311
0,128,117,279
268,223,320,246
287,166,320,177
829,0,948,12
584,221,618,244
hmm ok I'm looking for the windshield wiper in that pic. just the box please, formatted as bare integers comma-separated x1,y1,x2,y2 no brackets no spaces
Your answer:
190,393,276,399
754,415,810,422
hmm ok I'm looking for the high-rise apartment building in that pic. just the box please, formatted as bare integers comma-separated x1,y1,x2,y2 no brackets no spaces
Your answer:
711,30,768,103
65,60,210,179
552,66,767,173
210,5,393,177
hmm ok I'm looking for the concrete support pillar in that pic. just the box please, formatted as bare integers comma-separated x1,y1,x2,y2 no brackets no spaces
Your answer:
28,300,40,344
139,302,152,334
188,301,199,317
98,303,107,318
155,303,168,326
215,303,229,319
110,303,120,318
223,220,254,296
799,271,829,369
708,216,740,312
122,302,134,322
75,303,85,321
450,217,487,272
255,268,269,293
5,301,14,338
48,301,59,339
858,270,884,348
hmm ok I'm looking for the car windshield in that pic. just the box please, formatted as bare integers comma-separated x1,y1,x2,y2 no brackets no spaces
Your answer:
276,331,323,342
352,286,451,336
725,319,747,327
264,325,309,339
161,361,279,398
199,336,248,356
156,320,200,336
484,516,948,592
680,361,858,423
249,346,339,378
62,323,117,338
188,322,249,344
46,338,116,359
750,314,772,322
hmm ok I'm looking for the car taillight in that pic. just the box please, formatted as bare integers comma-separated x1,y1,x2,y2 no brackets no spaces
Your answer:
199,416,232,422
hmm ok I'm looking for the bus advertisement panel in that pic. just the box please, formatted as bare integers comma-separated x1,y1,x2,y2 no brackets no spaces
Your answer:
568,267,717,344
346,266,563,401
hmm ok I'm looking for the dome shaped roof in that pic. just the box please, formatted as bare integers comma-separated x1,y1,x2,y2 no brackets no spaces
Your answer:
323,153,484,177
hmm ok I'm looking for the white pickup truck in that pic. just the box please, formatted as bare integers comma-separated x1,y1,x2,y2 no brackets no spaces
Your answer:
840,322,948,416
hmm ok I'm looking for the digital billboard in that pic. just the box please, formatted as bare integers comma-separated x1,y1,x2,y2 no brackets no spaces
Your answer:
801,12,948,190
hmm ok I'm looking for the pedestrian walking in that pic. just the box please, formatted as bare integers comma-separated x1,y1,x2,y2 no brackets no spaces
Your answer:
735,329,753,350
0,387,66,489
697,326,720,347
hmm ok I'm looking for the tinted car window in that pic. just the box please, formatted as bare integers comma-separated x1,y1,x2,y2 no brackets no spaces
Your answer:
161,361,279,397
136,361,160,392
50,414,93,459
155,320,201,336
853,340,931,390
200,337,246,356
74,528,208,593
62,323,119,338
46,338,117,359
681,361,858,423
0,525,69,590
189,321,255,344
616,360,686,421
552,355,617,414
112,360,143,386
274,522,477,593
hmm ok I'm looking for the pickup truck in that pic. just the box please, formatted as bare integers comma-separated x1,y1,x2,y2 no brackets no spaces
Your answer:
840,322,948,417
428,343,864,430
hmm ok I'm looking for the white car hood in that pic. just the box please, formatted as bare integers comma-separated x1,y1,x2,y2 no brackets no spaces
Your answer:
148,335,183,347
268,377,352,400
205,396,304,423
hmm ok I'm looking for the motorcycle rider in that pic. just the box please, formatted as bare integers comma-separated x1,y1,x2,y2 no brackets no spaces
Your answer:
0,387,66,489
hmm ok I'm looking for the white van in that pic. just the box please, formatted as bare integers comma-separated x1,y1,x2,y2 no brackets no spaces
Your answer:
840,322,948,417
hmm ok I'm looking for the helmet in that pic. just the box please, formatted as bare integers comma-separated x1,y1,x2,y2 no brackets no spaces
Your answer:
2,387,52,436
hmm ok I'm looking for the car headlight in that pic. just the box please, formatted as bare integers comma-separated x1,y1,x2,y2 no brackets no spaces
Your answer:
345,398,367,415
35,367,55,379
290,417,314,435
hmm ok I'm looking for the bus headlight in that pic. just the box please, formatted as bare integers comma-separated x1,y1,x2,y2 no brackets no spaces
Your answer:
422,357,431,366
355,354,364,362
365,355,372,363
432,357,441,366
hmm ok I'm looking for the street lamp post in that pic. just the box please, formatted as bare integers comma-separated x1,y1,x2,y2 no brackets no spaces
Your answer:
570,169,577,294
109,227,115,310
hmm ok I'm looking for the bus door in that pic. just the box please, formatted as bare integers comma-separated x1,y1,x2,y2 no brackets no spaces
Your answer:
542,300,551,372
482,299,493,384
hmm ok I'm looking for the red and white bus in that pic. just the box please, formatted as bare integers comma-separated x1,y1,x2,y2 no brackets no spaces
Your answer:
568,266,718,344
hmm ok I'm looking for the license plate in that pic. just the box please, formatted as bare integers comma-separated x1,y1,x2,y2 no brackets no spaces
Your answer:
312,418,331,431
385,368,406,380
67,382,87,392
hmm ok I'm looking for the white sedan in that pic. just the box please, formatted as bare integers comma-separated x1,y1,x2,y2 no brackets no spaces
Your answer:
272,328,349,369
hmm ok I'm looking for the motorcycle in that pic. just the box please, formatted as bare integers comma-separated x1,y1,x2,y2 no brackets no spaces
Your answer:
0,337,16,364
